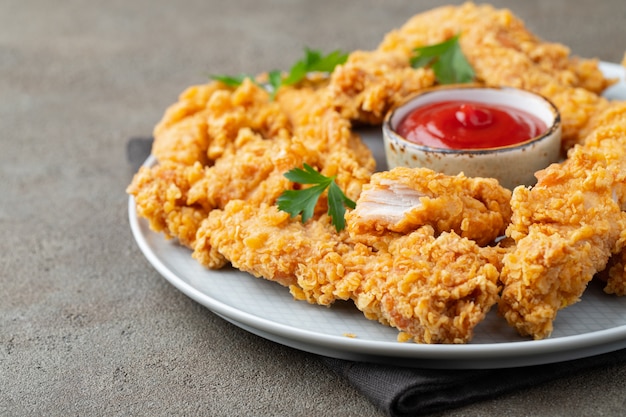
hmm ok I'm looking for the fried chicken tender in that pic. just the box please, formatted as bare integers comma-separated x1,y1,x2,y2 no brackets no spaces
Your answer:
185,107,374,224
205,200,501,344
198,200,353,302
584,104,626,297
599,250,626,296
348,227,501,344
128,79,375,267
345,167,511,250
152,79,292,166
499,103,626,339
127,80,295,252
375,2,614,150
127,161,208,248
326,50,436,124
190,116,374,270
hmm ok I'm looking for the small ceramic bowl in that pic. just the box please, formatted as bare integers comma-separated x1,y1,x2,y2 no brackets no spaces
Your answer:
382,86,562,190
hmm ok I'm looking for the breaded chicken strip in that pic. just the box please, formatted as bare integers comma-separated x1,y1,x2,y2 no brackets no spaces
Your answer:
205,200,500,344
127,161,208,248
346,167,511,250
128,130,299,261
128,80,376,267
374,2,614,149
184,96,378,224
350,227,501,344
378,3,608,93
327,50,436,124
584,104,626,297
499,104,626,339
197,201,353,302
127,80,296,253
599,250,626,296
190,116,374,269
152,79,292,166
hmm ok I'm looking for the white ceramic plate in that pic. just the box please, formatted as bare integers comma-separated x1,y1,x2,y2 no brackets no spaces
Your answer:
129,62,626,369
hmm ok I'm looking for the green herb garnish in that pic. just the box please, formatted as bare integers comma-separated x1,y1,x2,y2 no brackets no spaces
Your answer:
266,70,283,98
277,163,356,232
410,34,475,84
210,74,251,87
210,48,348,99
281,48,348,86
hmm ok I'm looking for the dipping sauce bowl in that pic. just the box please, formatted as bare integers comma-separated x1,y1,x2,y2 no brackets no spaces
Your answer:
383,86,562,190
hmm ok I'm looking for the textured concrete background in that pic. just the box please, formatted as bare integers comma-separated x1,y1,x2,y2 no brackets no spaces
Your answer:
2,1,626,416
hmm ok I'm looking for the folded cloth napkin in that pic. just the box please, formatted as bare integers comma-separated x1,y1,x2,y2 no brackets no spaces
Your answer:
322,348,626,417
126,137,626,417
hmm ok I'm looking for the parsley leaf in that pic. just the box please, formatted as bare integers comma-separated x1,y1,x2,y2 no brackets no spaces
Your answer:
210,74,252,87
282,163,329,184
210,48,348,99
326,181,356,232
410,34,475,84
277,184,328,224
277,163,355,232
266,69,284,99
282,48,348,86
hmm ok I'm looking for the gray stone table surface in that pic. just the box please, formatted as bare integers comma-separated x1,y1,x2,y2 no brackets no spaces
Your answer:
2,0,626,416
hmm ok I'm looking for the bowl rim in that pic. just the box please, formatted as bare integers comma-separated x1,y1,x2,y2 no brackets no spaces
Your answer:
383,85,562,155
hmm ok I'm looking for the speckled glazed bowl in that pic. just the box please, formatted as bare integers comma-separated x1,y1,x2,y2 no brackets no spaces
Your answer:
383,86,562,190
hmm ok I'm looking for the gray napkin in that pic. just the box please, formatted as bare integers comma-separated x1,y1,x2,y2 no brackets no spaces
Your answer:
321,349,626,417
127,137,154,172
126,137,626,417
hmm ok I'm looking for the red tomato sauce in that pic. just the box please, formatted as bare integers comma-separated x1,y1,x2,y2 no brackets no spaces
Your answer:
396,100,547,150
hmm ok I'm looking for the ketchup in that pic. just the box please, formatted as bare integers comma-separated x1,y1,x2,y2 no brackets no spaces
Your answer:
396,101,547,150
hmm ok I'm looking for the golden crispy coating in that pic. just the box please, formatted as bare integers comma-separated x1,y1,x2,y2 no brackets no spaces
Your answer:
189,112,375,270
127,161,208,248
346,167,511,249
151,83,224,166
204,200,501,343
326,50,436,124
349,227,501,344
582,104,626,297
276,92,377,199
197,200,353,302
376,2,614,150
599,247,626,296
152,80,293,165
377,3,612,94
499,104,626,339
186,133,298,212
128,80,376,267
